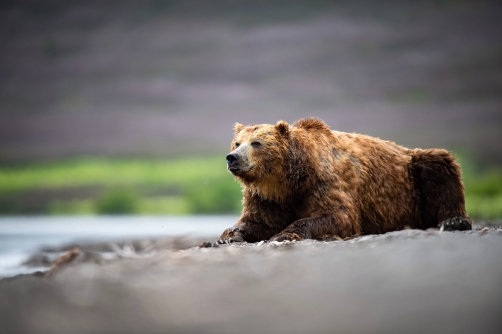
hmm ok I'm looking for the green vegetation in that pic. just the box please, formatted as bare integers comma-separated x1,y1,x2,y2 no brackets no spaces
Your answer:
462,170,502,220
465,195,502,221
455,153,502,220
0,157,242,215
0,157,227,192
95,188,140,215
186,177,242,214
0,154,500,219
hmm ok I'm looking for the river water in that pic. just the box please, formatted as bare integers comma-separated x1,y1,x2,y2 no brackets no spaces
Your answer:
0,215,236,278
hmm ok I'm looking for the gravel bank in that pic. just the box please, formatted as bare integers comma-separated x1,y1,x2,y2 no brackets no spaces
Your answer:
1,227,502,334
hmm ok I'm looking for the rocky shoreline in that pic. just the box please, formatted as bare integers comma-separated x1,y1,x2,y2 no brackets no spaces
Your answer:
1,224,502,333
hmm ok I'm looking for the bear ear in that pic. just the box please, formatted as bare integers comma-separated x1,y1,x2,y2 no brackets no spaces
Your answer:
275,120,289,136
234,122,245,133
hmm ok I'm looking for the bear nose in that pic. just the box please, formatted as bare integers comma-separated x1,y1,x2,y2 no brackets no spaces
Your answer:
226,153,239,163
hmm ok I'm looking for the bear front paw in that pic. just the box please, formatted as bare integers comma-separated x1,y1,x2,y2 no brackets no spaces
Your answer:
218,227,245,244
270,232,303,242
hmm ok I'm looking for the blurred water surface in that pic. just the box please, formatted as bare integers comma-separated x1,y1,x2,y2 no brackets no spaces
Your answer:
0,215,235,277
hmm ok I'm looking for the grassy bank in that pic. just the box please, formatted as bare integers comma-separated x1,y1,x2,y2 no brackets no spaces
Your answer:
0,155,501,218
0,157,242,215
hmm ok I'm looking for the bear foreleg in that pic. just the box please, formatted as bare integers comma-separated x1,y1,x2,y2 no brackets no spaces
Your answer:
218,221,279,244
270,213,360,242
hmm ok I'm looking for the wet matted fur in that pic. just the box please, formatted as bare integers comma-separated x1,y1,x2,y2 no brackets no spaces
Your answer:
219,118,471,243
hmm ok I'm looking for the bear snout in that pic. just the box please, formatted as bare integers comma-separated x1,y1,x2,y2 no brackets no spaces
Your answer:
226,153,239,163
226,152,242,175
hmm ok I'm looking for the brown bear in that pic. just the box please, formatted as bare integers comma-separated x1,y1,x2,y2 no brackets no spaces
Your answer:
218,118,472,244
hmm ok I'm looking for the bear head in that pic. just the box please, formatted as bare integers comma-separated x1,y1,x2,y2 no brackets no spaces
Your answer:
226,121,291,198
226,118,330,201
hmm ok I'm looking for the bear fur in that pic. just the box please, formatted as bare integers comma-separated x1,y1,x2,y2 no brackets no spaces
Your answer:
219,118,471,243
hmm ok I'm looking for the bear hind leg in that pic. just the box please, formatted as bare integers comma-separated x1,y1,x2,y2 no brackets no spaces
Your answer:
411,149,472,230
438,216,472,231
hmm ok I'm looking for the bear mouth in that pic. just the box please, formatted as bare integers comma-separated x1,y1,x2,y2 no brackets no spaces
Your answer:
228,164,254,176
228,166,242,175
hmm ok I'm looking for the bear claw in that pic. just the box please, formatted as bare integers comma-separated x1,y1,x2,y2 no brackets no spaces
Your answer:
438,217,472,231
217,235,245,244
270,232,303,242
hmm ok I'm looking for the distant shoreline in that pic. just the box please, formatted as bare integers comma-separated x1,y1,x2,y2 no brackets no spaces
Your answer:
2,220,500,280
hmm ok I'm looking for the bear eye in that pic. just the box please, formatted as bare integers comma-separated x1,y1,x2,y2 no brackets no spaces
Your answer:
235,142,240,148
251,141,261,148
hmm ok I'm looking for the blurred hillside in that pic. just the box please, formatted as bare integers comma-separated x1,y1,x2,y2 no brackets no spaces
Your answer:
1,0,501,164
1,0,501,216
